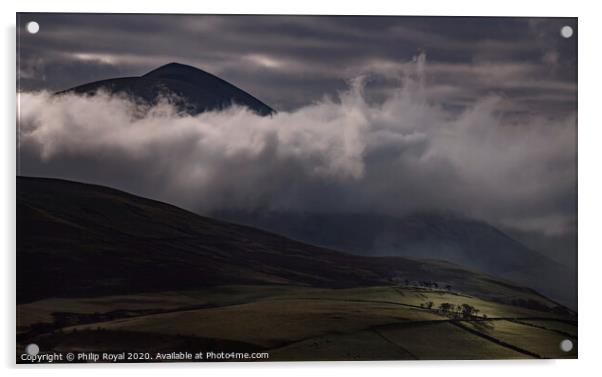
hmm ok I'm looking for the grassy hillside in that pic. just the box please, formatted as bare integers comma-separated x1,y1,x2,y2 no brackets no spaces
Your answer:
17,176,561,309
16,177,576,361
215,211,575,308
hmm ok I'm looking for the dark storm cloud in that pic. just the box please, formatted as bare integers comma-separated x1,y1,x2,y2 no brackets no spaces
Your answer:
17,14,576,112
16,14,577,263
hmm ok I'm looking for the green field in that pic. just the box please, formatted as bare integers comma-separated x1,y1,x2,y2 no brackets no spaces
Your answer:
460,319,577,358
17,284,577,361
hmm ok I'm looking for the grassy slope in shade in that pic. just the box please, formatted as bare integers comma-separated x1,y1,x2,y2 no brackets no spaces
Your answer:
17,176,562,313
215,211,576,309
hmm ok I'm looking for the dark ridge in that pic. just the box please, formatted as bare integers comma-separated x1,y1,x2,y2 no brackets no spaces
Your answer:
214,210,576,309
16,176,564,316
56,62,275,116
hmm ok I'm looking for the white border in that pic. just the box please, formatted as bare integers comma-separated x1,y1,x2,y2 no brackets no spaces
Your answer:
2,1,600,376
5,1,584,16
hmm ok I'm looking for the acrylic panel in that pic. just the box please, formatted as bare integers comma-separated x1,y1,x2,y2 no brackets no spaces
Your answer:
16,13,577,363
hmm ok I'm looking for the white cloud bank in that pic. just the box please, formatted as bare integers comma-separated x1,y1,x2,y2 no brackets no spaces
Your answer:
17,60,576,236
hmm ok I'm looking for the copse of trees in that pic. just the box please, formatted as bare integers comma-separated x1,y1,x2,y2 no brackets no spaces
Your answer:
438,302,455,314
392,278,455,292
418,281,439,289
460,303,479,318
400,279,447,289
436,302,482,319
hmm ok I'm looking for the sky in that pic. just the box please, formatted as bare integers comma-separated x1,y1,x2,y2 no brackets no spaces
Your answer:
16,14,577,266
18,14,577,113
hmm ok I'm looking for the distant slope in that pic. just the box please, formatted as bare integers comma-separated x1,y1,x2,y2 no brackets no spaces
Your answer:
215,211,576,308
17,176,561,312
56,62,275,116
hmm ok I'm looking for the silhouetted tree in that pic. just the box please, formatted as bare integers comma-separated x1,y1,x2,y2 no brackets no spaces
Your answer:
460,304,479,319
439,302,454,313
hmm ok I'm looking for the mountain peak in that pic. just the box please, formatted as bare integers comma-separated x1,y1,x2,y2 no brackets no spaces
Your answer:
59,63,275,116
143,62,210,78
158,62,190,69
